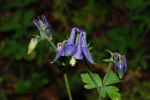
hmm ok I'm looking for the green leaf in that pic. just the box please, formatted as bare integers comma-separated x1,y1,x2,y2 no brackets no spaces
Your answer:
105,86,121,100
16,80,31,93
103,71,121,86
81,73,102,89
1,10,22,31
101,86,121,100
103,59,114,63
100,87,107,98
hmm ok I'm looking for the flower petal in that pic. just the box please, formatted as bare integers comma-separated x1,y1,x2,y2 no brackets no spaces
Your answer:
33,19,41,31
64,44,77,56
121,55,127,73
45,28,52,37
41,15,50,27
114,54,121,73
81,31,94,64
73,32,83,59
82,47,94,64
115,62,121,74
53,46,64,62
67,27,79,45
39,19,46,30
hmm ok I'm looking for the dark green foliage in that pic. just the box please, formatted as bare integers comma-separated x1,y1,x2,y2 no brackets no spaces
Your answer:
122,80,150,100
16,73,49,93
1,0,36,61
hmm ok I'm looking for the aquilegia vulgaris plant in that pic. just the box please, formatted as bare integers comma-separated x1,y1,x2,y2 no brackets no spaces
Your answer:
28,15,127,100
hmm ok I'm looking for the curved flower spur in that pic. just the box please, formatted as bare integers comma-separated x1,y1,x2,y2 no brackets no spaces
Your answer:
53,27,94,65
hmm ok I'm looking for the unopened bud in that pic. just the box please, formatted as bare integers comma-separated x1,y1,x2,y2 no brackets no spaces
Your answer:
28,37,38,55
113,53,127,79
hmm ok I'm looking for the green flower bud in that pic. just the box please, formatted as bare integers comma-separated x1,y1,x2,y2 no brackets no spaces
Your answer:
28,37,38,55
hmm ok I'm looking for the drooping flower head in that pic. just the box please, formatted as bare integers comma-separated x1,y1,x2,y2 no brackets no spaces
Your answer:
113,53,127,79
33,15,52,40
53,27,94,64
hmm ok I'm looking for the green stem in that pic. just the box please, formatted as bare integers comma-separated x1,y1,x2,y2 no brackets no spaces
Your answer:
84,59,102,100
48,39,57,52
103,57,113,85
64,73,73,100
47,40,73,100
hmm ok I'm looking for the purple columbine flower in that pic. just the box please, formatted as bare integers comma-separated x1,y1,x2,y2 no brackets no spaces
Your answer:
33,15,52,38
113,53,127,78
53,27,94,64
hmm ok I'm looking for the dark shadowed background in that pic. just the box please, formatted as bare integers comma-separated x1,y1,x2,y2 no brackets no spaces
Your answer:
0,0,150,100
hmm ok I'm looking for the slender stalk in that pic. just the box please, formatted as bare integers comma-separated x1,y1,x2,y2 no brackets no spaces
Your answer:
103,62,112,85
47,40,73,100
64,73,73,100
103,55,113,85
48,39,57,52
84,59,102,100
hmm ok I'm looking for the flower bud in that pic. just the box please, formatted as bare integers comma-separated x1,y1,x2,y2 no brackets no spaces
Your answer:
113,53,127,79
28,37,38,55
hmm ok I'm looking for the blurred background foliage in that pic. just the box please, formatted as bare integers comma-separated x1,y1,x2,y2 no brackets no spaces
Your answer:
0,0,150,100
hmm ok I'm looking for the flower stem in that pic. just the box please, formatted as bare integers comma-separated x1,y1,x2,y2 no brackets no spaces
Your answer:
64,73,73,100
103,63,112,85
48,39,57,52
84,59,102,100
103,56,113,85
47,40,73,100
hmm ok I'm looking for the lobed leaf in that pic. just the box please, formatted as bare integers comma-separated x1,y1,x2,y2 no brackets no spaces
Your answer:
81,73,102,89
100,86,121,100
103,71,121,86
106,86,121,100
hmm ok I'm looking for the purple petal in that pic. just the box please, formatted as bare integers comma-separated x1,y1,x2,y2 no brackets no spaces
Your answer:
45,28,52,37
33,19,41,31
81,31,94,64
121,55,127,73
114,54,121,73
82,47,94,64
41,15,50,27
64,44,77,56
114,54,127,76
115,62,121,74
53,46,64,62
67,27,80,45
81,31,88,47
73,32,83,59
